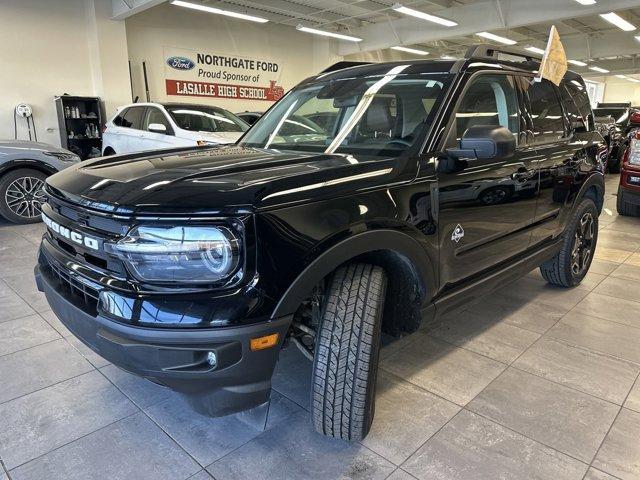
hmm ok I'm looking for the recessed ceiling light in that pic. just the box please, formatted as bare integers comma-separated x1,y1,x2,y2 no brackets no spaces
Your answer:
441,55,456,60
391,46,429,55
476,31,517,45
170,0,269,23
600,12,636,31
574,0,596,4
615,74,628,78
628,77,640,83
392,3,458,27
589,66,610,73
525,46,545,55
295,25,362,42
568,59,588,66
635,35,640,42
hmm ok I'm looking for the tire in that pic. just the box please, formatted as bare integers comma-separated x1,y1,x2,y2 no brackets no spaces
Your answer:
609,147,622,174
540,197,598,287
311,263,387,441
617,186,639,216
0,169,48,224
103,147,115,156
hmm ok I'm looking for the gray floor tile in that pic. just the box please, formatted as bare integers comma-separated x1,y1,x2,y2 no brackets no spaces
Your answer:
547,312,640,364
65,335,110,368
593,408,640,480
431,311,540,363
100,364,177,409
380,332,420,360
0,249,40,279
606,217,640,235
611,263,640,283
1,472,6,480
0,278,13,297
626,378,640,413
207,411,395,480
495,276,590,310
584,468,619,480
0,314,59,356
0,291,36,323
594,246,633,264
381,334,506,405
572,292,640,329
264,390,304,430
589,260,621,276
10,412,200,480
38,309,72,337
386,469,418,480
188,471,214,480
403,410,587,480
626,252,640,267
597,229,640,252
467,368,619,462
0,339,93,404
0,370,137,469
513,337,640,404
271,346,312,410
144,395,264,466
361,372,460,465
465,296,566,334
594,276,640,303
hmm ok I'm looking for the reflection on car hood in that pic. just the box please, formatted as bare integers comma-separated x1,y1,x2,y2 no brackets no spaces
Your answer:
0,139,73,154
198,131,244,143
45,145,403,215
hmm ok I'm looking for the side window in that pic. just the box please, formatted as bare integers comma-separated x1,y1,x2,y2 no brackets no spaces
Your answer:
564,80,593,130
526,80,566,143
559,84,585,130
143,107,171,133
121,106,145,129
454,74,519,142
113,108,128,127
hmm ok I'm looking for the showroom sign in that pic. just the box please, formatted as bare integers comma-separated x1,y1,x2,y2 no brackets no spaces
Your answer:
164,47,285,102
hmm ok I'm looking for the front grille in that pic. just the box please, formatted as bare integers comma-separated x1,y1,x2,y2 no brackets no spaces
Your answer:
49,197,125,235
40,252,100,315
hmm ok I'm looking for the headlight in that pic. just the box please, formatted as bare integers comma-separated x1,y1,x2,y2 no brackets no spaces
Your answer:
43,151,80,162
109,225,241,284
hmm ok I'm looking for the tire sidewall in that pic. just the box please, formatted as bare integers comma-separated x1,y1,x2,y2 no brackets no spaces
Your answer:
562,198,599,286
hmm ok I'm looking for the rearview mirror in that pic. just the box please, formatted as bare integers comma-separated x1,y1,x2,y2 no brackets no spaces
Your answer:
447,125,516,161
148,123,167,134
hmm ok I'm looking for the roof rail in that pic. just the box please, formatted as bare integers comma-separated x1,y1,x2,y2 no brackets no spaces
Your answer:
320,61,372,74
465,45,539,63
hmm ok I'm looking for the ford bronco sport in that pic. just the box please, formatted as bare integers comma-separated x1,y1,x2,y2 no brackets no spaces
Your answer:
35,46,605,441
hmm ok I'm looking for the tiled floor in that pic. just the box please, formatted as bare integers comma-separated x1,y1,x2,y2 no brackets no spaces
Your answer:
1,176,640,480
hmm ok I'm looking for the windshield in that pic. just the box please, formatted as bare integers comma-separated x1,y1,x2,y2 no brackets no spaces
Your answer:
593,108,628,124
166,105,249,133
239,69,451,157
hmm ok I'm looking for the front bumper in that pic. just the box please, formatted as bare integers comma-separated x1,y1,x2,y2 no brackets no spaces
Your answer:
35,264,292,417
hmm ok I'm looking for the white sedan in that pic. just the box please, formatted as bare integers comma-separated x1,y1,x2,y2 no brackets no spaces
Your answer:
102,102,249,155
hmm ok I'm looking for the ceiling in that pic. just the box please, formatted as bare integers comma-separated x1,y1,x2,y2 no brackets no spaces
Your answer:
112,0,640,77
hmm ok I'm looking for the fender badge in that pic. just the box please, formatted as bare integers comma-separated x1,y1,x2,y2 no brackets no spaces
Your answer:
451,224,465,243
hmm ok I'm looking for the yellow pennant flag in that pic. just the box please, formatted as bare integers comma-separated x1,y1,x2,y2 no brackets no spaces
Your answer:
536,25,568,86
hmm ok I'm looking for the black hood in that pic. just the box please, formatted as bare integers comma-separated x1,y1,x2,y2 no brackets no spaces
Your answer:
46,146,406,215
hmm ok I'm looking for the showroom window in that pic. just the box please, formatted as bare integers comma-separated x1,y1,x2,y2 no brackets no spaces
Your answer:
121,106,145,129
454,74,519,142
526,79,566,144
144,107,171,133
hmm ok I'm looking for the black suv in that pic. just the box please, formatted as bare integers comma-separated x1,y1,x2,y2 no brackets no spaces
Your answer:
35,46,605,441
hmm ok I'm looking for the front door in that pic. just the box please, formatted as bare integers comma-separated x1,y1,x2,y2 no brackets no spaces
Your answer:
436,73,539,291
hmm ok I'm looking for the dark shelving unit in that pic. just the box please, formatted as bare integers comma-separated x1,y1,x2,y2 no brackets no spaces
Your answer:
54,95,104,160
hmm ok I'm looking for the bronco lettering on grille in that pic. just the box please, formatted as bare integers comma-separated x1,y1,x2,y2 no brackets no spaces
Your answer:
42,212,100,251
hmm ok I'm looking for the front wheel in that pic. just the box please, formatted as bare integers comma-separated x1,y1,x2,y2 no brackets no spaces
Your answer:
540,198,598,287
0,169,48,224
311,263,387,441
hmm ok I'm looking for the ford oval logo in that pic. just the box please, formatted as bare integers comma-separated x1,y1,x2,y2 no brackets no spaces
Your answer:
166,56,195,70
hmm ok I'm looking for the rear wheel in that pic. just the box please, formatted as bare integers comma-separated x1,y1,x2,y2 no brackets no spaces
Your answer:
540,198,598,287
0,169,48,224
311,263,387,441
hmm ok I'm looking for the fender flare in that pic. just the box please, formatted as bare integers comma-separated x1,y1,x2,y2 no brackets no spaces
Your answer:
0,159,58,177
573,171,605,214
270,228,436,319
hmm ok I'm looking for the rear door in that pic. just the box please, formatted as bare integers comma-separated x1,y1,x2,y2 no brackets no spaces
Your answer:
520,78,583,245
436,72,539,289
118,106,147,153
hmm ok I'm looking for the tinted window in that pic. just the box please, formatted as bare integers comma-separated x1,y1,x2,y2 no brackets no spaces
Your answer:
166,106,248,133
559,85,584,130
455,74,519,141
526,80,565,144
121,106,145,129
144,107,171,133
564,80,592,129
113,108,128,127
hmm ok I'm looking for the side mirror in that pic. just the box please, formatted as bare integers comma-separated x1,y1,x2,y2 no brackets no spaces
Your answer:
630,111,640,127
148,123,167,134
447,125,516,161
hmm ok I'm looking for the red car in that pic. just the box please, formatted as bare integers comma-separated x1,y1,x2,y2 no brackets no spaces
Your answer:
617,116,640,216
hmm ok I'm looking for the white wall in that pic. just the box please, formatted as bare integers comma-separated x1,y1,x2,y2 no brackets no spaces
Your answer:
124,2,341,115
603,78,640,106
0,0,131,147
